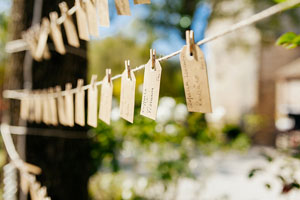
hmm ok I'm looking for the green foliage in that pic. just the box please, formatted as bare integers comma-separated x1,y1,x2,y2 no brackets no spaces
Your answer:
276,32,300,49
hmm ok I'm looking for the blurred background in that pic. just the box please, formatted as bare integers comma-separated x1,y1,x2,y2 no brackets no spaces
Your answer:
2,0,300,199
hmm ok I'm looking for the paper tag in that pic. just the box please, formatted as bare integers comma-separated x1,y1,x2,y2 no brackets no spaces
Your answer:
120,66,136,123
75,0,90,41
20,97,29,120
96,0,110,27
99,71,113,125
49,12,66,54
140,59,162,120
28,98,35,122
56,86,67,126
87,75,98,127
59,2,80,47
35,18,50,60
42,92,50,125
180,44,212,113
134,0,151,4
48,88,58,126
65,83,74,127
114,0,131,15
85,0,99,37
75,79,85,126
34,92,42,123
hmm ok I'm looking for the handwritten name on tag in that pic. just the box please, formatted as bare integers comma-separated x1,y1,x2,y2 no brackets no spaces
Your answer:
180,44,212,113
114,0,131,15
75,79,85,126
75,0,90,41
134,0,151,4
85,0,99,37
99,70,113,125
87,75,98,127
65,83,74,127
59,2,80,47
49,12,66,54
120,63,136,123
140,59,162,120
96,0,110,27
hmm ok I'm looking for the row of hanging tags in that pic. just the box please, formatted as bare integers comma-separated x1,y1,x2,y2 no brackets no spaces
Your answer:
22,0,151,61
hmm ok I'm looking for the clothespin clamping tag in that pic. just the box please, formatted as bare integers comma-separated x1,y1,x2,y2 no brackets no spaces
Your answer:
35,18,51,60
120,60,136,123
65,83,74,127
140,49,162,120
99,69,113,125
37,186,47,199
75,79,85,126
22,29,38,61
88,75,98,127
179,30,212,113
75,0,90,41
84,0,99,37
59,1,80,47
49,11,66,55
134,0,151,4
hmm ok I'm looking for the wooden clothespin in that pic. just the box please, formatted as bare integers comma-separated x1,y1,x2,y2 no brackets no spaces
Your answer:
35,17,51,60
150,49,156,70
37,186,47,199
49,11,66,54
106,68,112,84
186,30,195,57
91,74,97,89
125,60,131,80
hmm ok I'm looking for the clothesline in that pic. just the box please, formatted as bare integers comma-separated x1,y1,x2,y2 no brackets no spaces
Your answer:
3,0,300,100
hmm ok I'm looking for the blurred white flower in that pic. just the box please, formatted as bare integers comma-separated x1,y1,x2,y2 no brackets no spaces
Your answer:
157,97,176,123
165,124,177,135
174,103,188,122
111,107,120,121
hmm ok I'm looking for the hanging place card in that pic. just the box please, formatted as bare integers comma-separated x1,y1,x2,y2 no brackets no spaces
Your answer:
59,2,80,47
114,0,131,15
180,30,212,113
65,83,74,127
48,88,58,126
75,79,85,126
87,75,98,127
134,0,151,4
141,49,162,120
99,69,113,125
120,60,136,123
35,18,50,60
75,0,90,41
49,12,66,55
56,86,67,126
96,0,110,27
85,0,99,37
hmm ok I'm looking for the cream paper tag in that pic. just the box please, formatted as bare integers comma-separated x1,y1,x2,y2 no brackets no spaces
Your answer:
56,86,67,126
180,44,212,113
120,62,136,123
48,88,58,126
42,91,50,125
85,0,99,37
114,0,131,15
35,18,50,60
49,12,66,54
96,0,110,27
140,59,162,120
87,75,98,127
59,2,80,47
34,92,42,123
20,97,29,120
75,79,85,126
134,0,151,4
99,70,113,125
65,83,74,127
75,0,90,41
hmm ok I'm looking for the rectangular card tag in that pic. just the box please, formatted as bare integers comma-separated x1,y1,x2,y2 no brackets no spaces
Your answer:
65,83,74,127
59,2,80,47
87,75,98,127
180,44,212,113
99,70,113,125
114,0,131,16
34,92,42,123
28,98,35,122
75,79,85,126
56,86,67,126
96,0,110,27
35,18,50,60
42,91,50,125
75,0,90,41
140,59,162,120
120,64,136,123
20,97,29,120
134,0,151,4
85,0,99,37
49,12,66,55
48,88,58,126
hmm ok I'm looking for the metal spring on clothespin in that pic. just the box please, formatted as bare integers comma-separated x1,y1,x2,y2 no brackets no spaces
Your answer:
125,60,131,80
186,30,195,57
150,49,156,70
106,69,112,84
